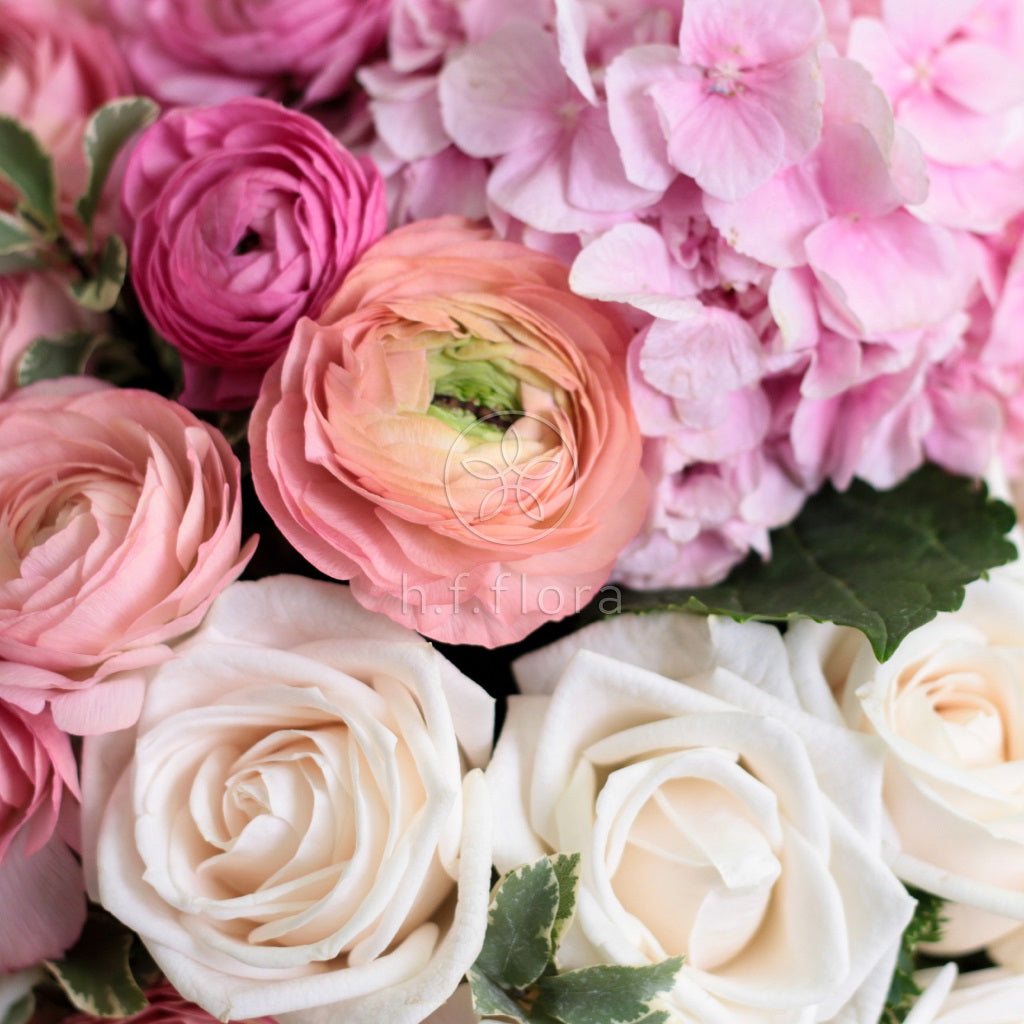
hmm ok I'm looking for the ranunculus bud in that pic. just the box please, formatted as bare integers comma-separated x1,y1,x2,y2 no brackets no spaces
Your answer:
122,97,387,409
250,216,648,647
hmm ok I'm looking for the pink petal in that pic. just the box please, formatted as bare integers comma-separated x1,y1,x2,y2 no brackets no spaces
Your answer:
932,40,1024,114
650,76,786,200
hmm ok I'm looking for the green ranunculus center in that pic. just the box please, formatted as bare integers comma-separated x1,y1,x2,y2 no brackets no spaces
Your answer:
426,338,522,440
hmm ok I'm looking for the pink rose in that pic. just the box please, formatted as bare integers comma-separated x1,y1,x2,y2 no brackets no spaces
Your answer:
0,699,84,972
122,98,387,410
0,378,256,735
0,0,131,236
250,216,647,647
0,273,105,396
103,0,389,108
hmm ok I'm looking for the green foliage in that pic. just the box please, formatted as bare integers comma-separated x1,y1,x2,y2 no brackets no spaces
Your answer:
0,116,57,232
69,232,128,311
614,466,1017,661
881,888,947,1024
0,210,36,255
470,854,681,1024
76,98,159,230
16,330,104,387
537,960,685,1024
44,910,148,1019
0,994,34,1024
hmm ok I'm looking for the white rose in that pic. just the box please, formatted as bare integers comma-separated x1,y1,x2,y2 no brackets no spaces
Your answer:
905,964,1024,1023
786,566,1024,963
487,612,912,1024
81,575,494,1024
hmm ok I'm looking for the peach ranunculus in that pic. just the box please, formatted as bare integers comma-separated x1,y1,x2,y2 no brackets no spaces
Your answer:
250,216,647,647
82,575,494,1024
486,612,913,1024
0,0,131,236
785,563,1024,964
0,273,105,396
0,699,85,972
0,378,255,735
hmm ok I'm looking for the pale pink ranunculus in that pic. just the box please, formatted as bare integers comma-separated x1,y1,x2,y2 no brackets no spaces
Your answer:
122,98,387,410
0,378,256,735
0,273,105,397
103,0,389,108
82,575,494,1024
250,216,647,647
0,0,131,237
0,699,84,972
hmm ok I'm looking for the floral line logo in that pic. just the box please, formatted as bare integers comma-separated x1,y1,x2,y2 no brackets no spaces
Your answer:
442,411,579,546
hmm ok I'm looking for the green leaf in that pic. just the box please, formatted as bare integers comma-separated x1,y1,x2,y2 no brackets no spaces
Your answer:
881,888,947,1024
1,993,34,1024
468,967,530,1024
0,210,36,255
16,330,103,387
70,233,127,311
536,958,684,1024
614,466,1017,661
0,251,48,275
44,910,148,1019
76,97,159,230
0,116,57,231
476,859,561,990
549,853,580,956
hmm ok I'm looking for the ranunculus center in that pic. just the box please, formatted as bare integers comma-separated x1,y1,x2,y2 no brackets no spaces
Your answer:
426,337,523,440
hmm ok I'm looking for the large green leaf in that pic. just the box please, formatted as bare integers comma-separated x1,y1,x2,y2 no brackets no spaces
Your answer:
0,210,36,255
475,859,561,991
549,853,580,956
76,98,159,230
536,958,684,1024
0,116,57,231
468,968,531,1024
44,911,148,1019
614,466,1017,661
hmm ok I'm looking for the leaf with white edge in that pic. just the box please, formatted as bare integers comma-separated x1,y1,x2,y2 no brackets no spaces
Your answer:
76,97,159,230
468,967,530,1024
549,853,580,955
536,958,684,1024
613,466,1017,661
475,858,561,990
70,233,126,311
0,211,35,254
0,116,57,231
0,251,47,275
44,911,147,1019
16,330,103,386
1,994,34,1024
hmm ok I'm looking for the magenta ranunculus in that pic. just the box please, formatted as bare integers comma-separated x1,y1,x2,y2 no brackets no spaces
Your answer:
0,378,256,735
0,0,132,237
103,0,389,108
250,216,647,647
122,97,387,409
0,699,84,972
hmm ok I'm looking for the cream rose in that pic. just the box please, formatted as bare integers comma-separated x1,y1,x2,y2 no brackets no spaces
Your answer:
487,612,912,1024
81,575,494,1024
786,565,1024,963
905,964,1024,1024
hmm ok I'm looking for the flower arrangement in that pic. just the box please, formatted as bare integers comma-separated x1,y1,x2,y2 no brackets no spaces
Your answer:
2,1,1024,1023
